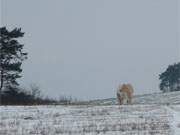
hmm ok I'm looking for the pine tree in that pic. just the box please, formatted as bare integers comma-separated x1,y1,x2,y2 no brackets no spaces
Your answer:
159,62,180,92
0,27,27,104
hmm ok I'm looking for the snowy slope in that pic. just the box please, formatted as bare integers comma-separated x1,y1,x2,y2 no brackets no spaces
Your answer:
165,106,180,135
0,105,174,135
88,91,180,105
1,92,180,135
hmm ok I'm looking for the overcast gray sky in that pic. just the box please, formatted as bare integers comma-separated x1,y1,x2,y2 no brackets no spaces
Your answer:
0,0,179,100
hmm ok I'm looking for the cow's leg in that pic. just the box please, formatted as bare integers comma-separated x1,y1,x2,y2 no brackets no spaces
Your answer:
126,99,129,105
128,96,132,104
118,97,123,110
117,96,123,105
118,96,122,105
117,93,122,105
119,97,123,105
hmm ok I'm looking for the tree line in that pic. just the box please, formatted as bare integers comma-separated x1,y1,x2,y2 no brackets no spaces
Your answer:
0,26,179,105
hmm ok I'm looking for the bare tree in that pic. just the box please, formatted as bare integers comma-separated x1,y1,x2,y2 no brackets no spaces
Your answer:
30,83,41,99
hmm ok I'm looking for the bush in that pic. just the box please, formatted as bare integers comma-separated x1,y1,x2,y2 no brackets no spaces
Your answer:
1,86,57,105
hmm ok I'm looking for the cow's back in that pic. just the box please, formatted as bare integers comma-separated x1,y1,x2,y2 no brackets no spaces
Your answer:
120,84,133,99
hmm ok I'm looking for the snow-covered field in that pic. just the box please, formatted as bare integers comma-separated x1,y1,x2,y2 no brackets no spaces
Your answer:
1,105,180,135
1,91,180,135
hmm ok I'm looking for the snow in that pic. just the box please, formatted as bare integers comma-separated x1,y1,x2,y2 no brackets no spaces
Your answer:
0,105,175,135
165,106,180,135
1,91,180,135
